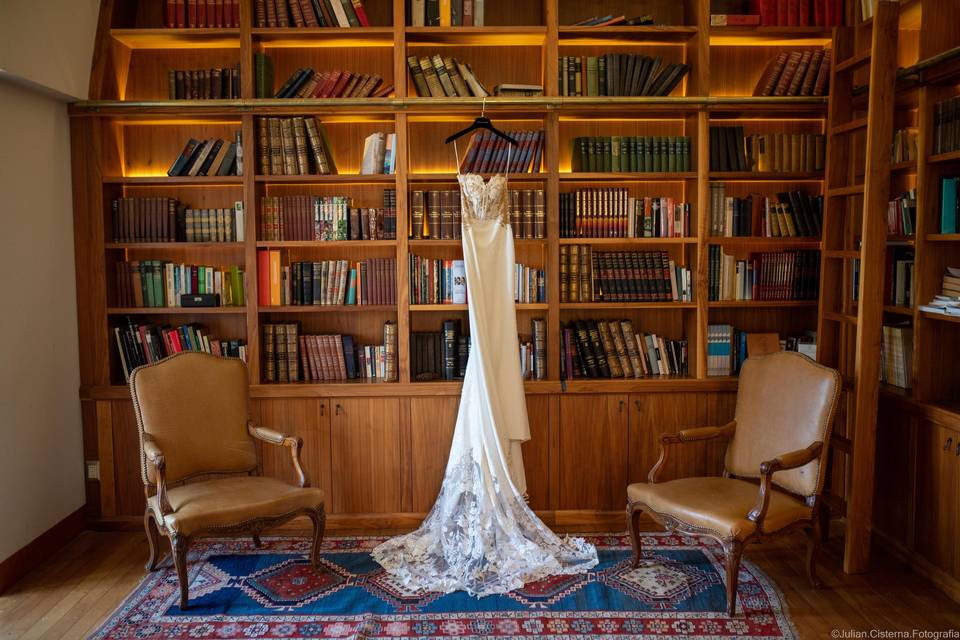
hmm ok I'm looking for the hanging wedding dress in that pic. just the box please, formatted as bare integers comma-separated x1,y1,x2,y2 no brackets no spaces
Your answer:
372,151,598,597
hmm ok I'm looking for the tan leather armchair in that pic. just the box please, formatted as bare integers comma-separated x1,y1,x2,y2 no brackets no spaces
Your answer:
626,351,840,616
130,352,326,609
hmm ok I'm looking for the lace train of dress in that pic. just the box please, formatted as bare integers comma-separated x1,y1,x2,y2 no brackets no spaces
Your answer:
371,174,598,596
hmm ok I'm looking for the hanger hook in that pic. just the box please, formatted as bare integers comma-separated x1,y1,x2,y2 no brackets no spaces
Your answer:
481,96,486,118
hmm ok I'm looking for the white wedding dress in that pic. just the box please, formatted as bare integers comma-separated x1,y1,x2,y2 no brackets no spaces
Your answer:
372,165,598,597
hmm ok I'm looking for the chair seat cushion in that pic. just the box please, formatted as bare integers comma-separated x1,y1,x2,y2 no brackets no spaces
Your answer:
627,477,811,541
151,476,325,536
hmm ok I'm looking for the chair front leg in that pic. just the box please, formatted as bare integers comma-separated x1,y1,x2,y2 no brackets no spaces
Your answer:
806,519,823,589
143,510,161,572
628,504,644,568
171,534,191,609
723,540,743,617
307,507,326,569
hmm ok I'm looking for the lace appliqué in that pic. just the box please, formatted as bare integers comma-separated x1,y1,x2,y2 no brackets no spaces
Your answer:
458,174,510,229
371,453,599,597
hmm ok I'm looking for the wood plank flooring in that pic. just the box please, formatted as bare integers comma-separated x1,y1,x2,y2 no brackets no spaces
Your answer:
1,529,958,639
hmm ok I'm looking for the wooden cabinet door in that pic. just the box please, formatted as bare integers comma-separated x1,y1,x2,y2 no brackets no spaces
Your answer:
329,397,403,514
252,399,331,499
915,422,959,577
558,394,628,510
409,396,459,512
523,395,551,511
628,392,708,485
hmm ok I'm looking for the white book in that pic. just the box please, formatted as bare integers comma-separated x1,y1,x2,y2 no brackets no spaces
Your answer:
329,0,351,27
234,201,245,241
360,132,386,174
411,0,425,26
474,0,483,26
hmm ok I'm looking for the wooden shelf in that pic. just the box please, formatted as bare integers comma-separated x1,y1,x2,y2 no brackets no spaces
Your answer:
926,233,960,242
410,303,549,311
254,174,396,183
561,376,738,393
105,242,245,250
707,237,821,248
921,310,960,324
889,160,917,174
405,26,547,45
106,307,245,315
109,28,240,49
559,237,697,245
103,176,242,185
558,25,698,43
409,239,546,247
252,27,395,47
708,300,819,308
927,149,960,164
708,26,834,46
883,305,914,316
559,302,696,310
259,305,396,313
560,172,697,181
254,240,397,248
709,171,824,180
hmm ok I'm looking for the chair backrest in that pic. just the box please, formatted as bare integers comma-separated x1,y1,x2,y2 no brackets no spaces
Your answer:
130,352,257,486
724,351,840,498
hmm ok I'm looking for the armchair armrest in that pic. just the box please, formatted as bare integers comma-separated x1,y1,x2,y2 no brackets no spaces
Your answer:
142,434,172,516
746,441,823,526
247,422,310,488
649,421,736,483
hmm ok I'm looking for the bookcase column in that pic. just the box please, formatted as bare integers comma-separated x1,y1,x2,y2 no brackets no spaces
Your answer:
242,113,260,383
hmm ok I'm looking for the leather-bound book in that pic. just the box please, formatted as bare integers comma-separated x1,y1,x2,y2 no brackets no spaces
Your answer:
773,50,803,96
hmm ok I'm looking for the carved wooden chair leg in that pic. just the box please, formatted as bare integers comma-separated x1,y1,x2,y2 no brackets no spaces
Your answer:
724,540,744,617
628,504,644,568
308,508,326,569
171,535,191,609
806,521,823,589
143,510,161,572
818,504,831,544
252,533,262,548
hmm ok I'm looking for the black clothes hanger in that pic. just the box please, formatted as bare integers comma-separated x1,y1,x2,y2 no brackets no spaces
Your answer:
444,97,519,146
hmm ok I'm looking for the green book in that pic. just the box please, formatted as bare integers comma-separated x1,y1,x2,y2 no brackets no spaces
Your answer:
619,137,629,172
652,136,662,172
601,137,612,172
681,136,690,171
598,55,607,96
587,137,597,172
346,267,357,305
152,261,164,306
667,136,677,172
642,136,652,172
611,136,621,172
587,57,599,96
627,137,637,172
230,265,244,306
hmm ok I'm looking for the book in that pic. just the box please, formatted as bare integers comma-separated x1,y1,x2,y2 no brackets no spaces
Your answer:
262,323,395,383
709,128,825,173
457,130,544,174
167,135,241,176
409,0,484,25
258,191,396,241
409,255,542,305
111,198,245,243
708,186,823,238
940,176,958,234
409,53,488,97
753,48,830,96
166,0,241,27
169,65,241,99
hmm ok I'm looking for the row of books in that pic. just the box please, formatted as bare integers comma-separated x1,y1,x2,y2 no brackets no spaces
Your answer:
709,128,825,173
886,189,916,237
167,67,241,100
408,257,466,304
919,268,960,317
751,0,844,26
938,176,960,234
558,55,689,97
407,55,488,98
267,65,392,100
891,128,918,164
458,130,545,174
880,324,913,389
708,186,822,237
256,253,396,306
254,0,371,28
258,192,397,241
560,246,692,303
256,116,337,175
753,50,830,97
163,0,240,27
559,190,691,239
570,15,655,26
708,326,818,376
934,97,960,156
168,134,242,177
111,198,246,243
261,323,398,384
115,261,246,308
412,318,546,381
409,0,486,26
886,248,915,309
708,248,820,301
570,136,691,173
561,320,688,379
360,132,397,175
115,319,246,382
410,189,546,240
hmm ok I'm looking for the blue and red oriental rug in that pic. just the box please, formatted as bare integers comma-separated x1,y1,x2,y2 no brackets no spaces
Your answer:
90,533,797,639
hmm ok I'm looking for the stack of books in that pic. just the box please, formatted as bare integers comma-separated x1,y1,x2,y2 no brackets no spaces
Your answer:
255,117,337,175
256,253,396,306
265,66,393,99
115,262,245,308
570,136,691,173
168,134,242,177
407,55,488,98
259,191,396,241
112,198,245,243
709,127,825,173
919,268,960,316
458,130,545,174
708,186,822,237
559,54,689,97
561,319,688,379
262,322,397,384
560,246,692,303
880,324,913,389
115,320,246,382
708,248,820,301
560,189,690,238
168,67,241,99
254,0,372,27
753,50,831,96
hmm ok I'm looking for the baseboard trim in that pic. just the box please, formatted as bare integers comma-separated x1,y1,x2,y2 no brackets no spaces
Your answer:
0,506,86,594
873,528,960,604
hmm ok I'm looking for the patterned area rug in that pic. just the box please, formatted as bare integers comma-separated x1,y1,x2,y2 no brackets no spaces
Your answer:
91,533,797,639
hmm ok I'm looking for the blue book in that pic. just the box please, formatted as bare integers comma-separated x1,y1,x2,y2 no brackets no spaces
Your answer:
941,176,958,233
341,335,356,379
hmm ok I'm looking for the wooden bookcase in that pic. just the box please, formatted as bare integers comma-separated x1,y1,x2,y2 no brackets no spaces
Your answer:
72,1,846,541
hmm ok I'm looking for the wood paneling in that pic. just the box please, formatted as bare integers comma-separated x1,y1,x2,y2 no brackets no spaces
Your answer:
558,394,627,510
251,399,330,495
915,421,959,579
524,395,551,510
329,397,403,513
409,396,458,511
110,400,144,517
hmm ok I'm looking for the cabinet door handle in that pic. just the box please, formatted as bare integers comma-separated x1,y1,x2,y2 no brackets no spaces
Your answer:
945,437,953,452
335,403,342,416
320,404,325,417
956,442,960,457
634,400,641,411
619,399,625,413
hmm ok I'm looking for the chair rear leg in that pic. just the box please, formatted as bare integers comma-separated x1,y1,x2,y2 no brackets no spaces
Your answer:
628,504,644,568
724,541,744,617
252,533,262,548
308,507,326,569
143,511,161,571
171,535,190,609
806,521,823,589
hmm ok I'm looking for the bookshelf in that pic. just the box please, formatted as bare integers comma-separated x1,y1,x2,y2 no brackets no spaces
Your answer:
74,0,851,542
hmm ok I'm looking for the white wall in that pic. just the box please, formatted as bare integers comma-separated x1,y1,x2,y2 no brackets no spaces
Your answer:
0,0,100,563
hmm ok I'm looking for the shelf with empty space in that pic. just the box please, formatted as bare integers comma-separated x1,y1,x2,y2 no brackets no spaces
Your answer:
830,118,868,136
252,27,395,47
106,306,246,315
708,26,834,46
559,237,697,245
707,300,819,308
259,305,395,313
103,176,242,185
254,174,396,183
405,26,547,45
709,172,824,181
559,302,695,310
883,305,913,316
560,172,697,181
835,50,872,73
558,25,697,43
827,184,865,197
109,28,240,49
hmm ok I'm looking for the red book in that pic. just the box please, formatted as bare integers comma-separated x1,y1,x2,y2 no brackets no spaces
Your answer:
787,0,798,25
799,0,810,24
814,0,826,25
324,71,349,98
165,0,177,27
232,0,240,26
834,0,842,26
776,0,788,25
197,0,207,26
257,250,271,306
207,0,217,26
350,0,370,26
187,0,198,27
758,0,776,24
176,0,186,27
215,0,224,26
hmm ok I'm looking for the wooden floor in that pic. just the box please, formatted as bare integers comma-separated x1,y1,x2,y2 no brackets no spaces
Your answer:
1,529,958,639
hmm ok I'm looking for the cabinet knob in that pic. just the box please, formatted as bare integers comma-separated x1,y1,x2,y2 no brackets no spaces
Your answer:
619,399,625,413
945,437,953,452
634,399,641,411
956,441,960,457
335,403,342,416
320,404,325,417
